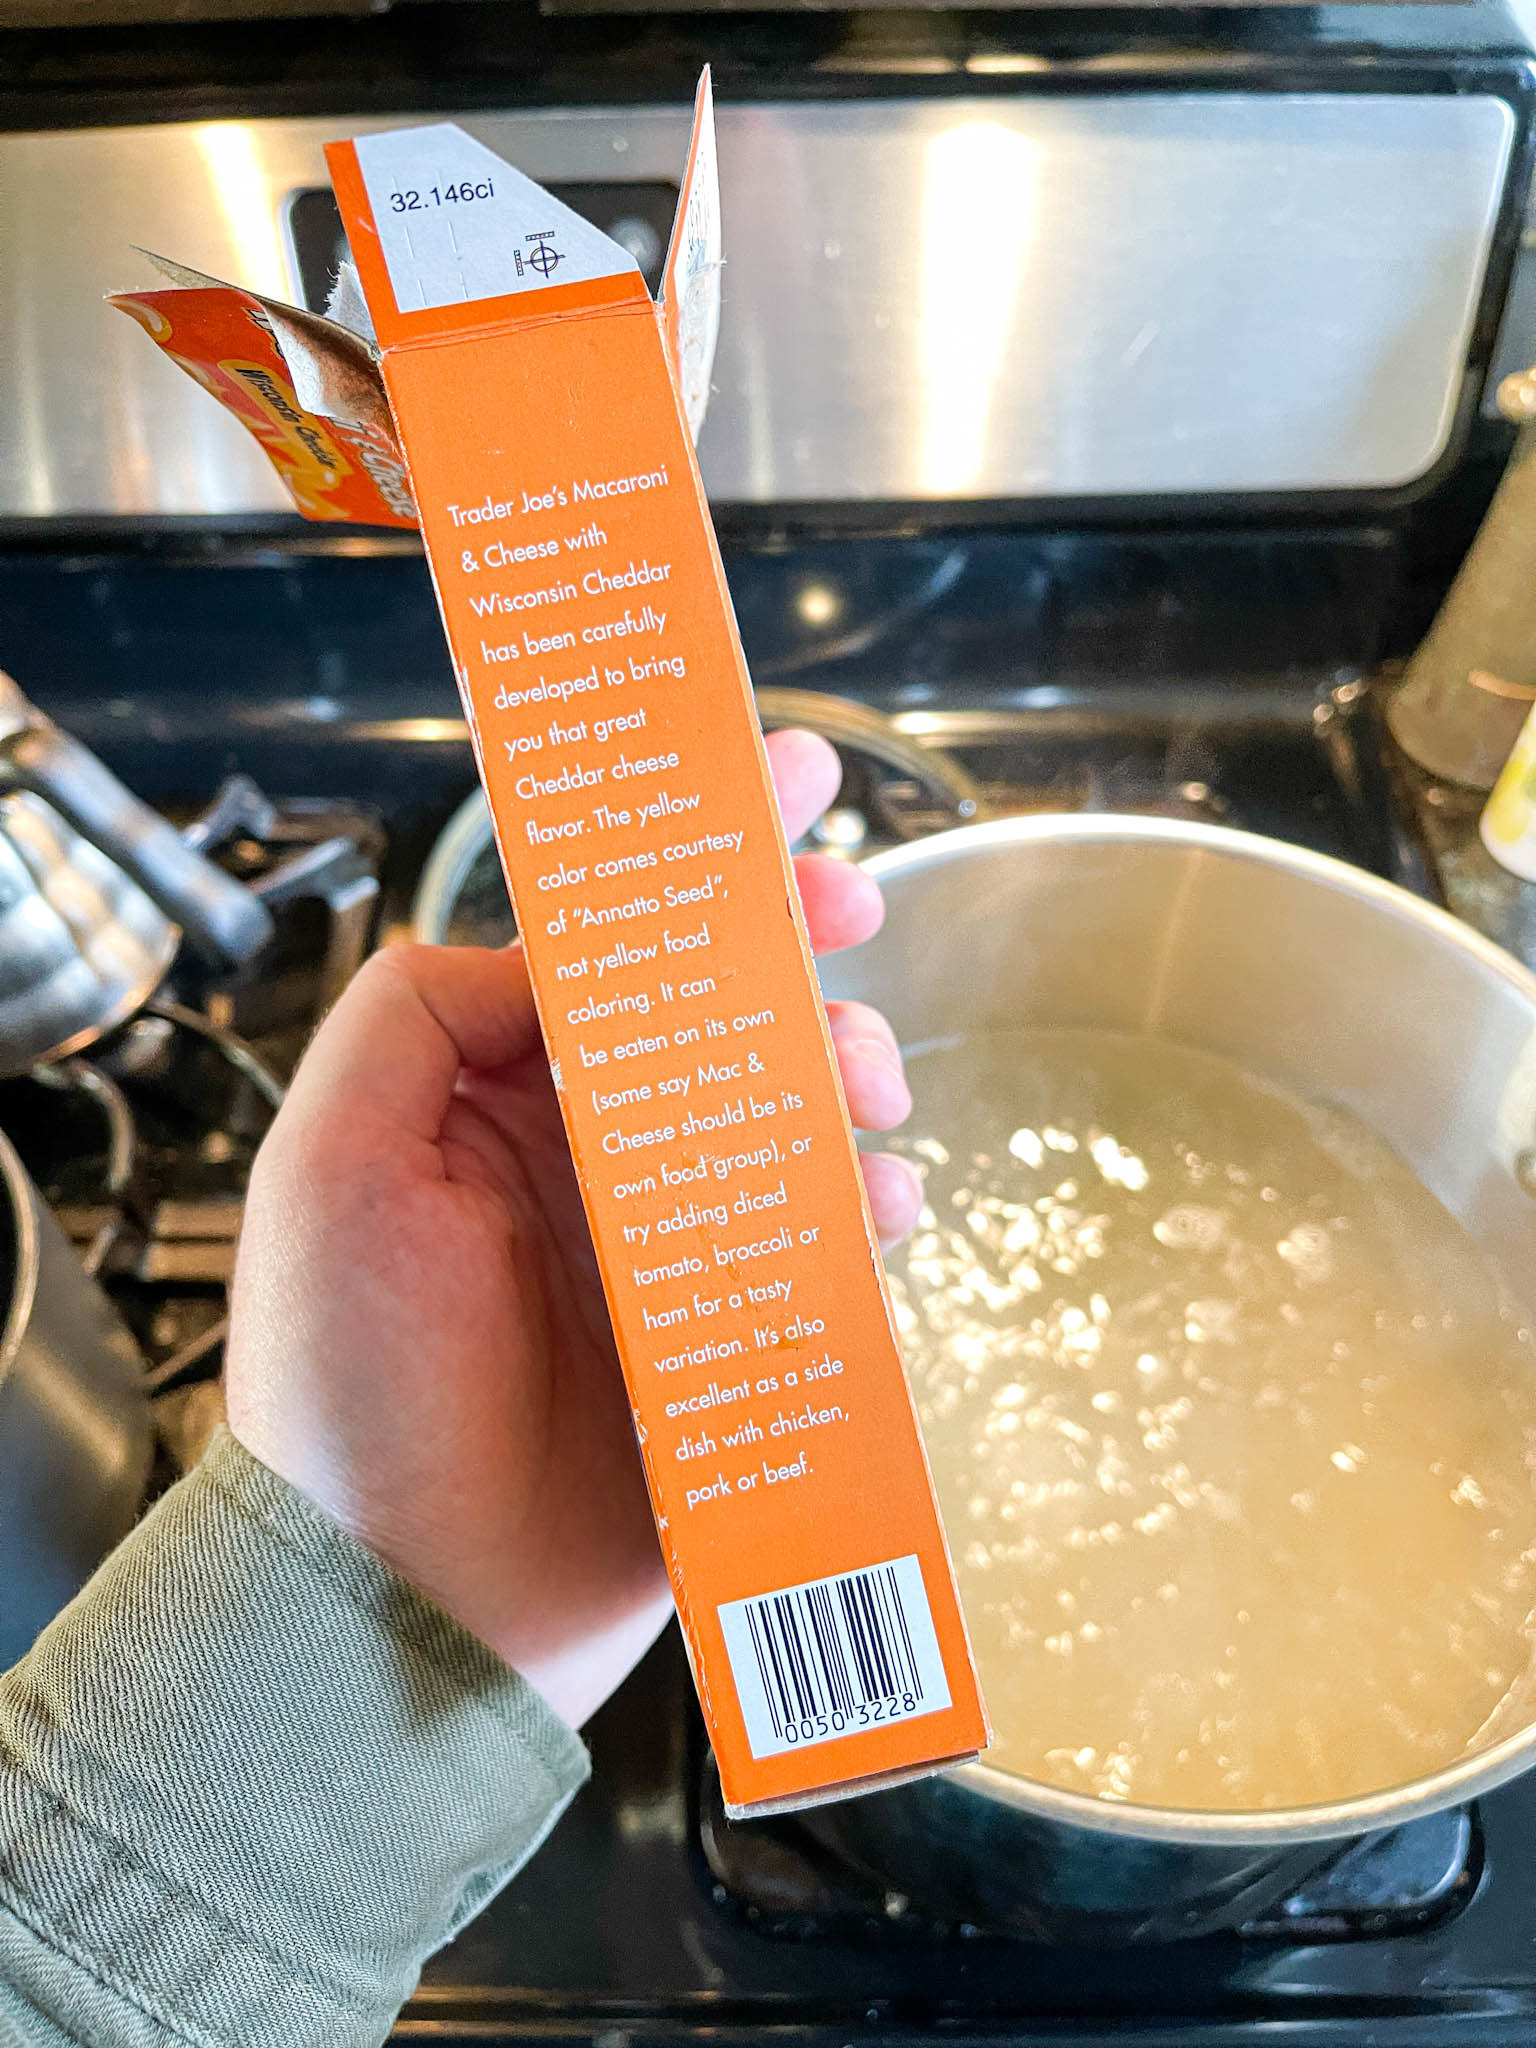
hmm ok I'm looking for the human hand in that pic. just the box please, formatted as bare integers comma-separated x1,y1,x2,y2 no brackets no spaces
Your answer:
225,731,922,1730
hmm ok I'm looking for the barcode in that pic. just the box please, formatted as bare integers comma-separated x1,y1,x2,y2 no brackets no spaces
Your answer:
718,1553,951,1758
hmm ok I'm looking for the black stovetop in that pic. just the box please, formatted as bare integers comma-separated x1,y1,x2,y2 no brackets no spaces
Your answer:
402,1628,1536,2046
10,522,1536,2043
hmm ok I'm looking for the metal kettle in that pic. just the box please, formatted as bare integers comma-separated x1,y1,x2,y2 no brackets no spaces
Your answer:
0,671,273,1075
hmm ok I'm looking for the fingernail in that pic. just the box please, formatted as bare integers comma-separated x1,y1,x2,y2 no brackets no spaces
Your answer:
848,1033,904,1076
852,1047,911,1123
876,1158,925,1250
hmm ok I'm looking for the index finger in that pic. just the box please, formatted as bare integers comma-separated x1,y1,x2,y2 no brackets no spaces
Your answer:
765,727,842,846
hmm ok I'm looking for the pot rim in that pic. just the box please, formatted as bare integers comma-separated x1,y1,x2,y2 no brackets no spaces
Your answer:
860,811,1536,1020
0,1125,40,1394
860,811,1536,1844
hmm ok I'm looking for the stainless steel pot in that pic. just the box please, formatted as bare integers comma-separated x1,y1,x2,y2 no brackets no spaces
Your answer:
0,1124,152,1668
814,814,1536,1937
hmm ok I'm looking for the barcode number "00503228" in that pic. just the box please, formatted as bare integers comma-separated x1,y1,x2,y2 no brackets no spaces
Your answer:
718,1554,952,1760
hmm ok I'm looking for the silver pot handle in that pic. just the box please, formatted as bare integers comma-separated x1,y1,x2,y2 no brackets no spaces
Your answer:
754,687,983,826
0,672,273,967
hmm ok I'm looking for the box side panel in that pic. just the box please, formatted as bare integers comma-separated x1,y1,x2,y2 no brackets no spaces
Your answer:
378,305,986,1807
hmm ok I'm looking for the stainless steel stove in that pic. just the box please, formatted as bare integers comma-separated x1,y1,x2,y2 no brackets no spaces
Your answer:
6,0,1536,2035
1,514,1530,2037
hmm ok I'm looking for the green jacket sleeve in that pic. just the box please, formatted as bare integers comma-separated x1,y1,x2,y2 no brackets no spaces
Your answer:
0,1428,589,2048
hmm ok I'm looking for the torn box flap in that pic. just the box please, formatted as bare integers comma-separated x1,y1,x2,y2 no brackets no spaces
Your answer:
659,68,723,446
132,246,393,441
260,301,395,445
110,256,415,527
326,259,376,347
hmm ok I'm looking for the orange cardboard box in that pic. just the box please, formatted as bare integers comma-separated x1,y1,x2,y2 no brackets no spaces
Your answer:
111,256,415,529
317,79,987,1815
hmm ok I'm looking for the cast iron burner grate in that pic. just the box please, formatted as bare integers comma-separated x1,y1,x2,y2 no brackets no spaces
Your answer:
695,1756,1482,1949
0,783,383,1463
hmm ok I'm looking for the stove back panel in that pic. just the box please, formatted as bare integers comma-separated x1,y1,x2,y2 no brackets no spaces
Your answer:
0,90,1519,517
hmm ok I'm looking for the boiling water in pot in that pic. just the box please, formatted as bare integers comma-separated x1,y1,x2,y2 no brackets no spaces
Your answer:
886,1030,1536,1812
